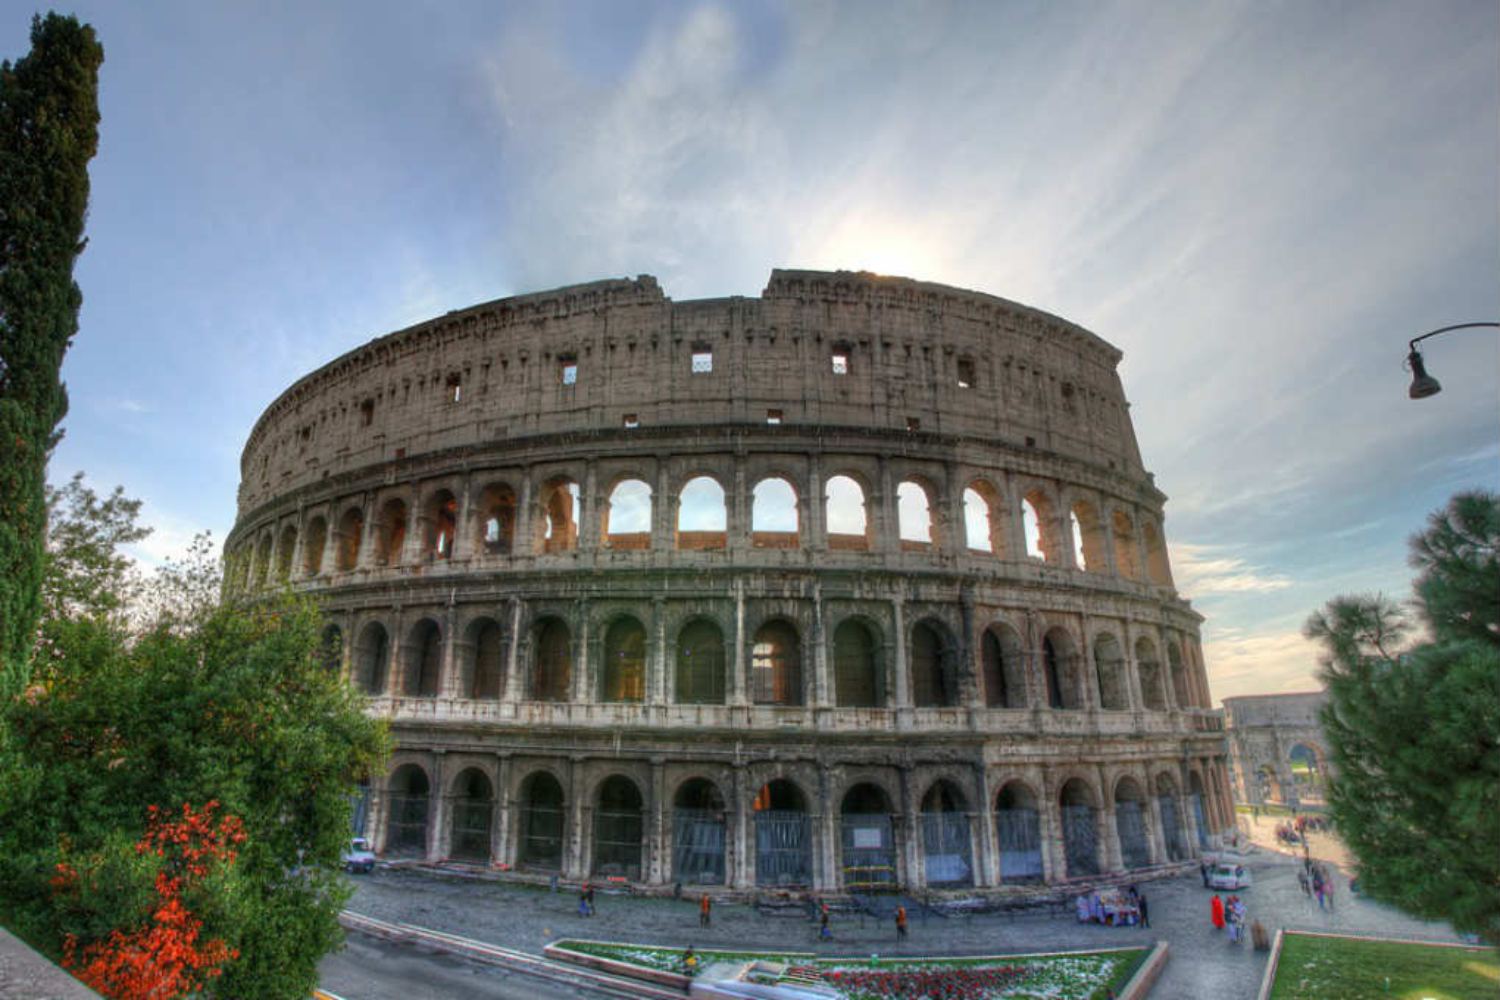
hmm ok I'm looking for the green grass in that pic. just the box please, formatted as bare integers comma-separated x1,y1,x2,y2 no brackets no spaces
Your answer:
1269,933,1499,1000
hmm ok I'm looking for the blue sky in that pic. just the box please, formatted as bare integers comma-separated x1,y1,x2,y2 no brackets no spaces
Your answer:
6,0,1496,703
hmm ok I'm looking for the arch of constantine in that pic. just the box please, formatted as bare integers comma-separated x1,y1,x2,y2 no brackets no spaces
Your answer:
228,268,1235,892
1223,691,1332,809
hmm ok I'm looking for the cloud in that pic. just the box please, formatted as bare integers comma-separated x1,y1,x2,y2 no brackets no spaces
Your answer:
1170,542,1294,597
1202,624,1325,705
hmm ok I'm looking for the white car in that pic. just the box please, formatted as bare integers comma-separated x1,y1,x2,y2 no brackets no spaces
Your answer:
342,837,376,874
1208,862,1252,890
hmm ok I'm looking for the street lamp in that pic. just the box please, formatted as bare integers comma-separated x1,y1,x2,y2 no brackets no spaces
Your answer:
1406,322,1500,399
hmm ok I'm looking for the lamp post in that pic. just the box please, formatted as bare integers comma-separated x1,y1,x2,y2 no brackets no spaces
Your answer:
1405,322,1500,399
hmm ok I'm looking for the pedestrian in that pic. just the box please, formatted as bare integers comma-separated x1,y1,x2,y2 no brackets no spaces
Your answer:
819,903,832,941
895,904,908,941
550,873,559,893
1137,891,1150,929
1297,869,1310,896
1323,873,1335,911
683,946,699,977
578,888,590,918
700,893,712,928
1211,893,1225,931
1200,859,1211,887
585,883,596,916
1312,870,1325,911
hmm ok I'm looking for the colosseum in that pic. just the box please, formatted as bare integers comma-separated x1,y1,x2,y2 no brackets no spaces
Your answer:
227,268,1234,894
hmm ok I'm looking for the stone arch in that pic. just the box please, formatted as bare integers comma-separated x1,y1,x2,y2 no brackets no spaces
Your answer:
475,481,517,555
750,619,802,706
318,624,343,674
675,617,727,705
897,478,937,549
353,620,390,695
403,618,443,698
386,763,431,857
1154,771,1188,861
275,524,297,582
982,621,1027,709
1069,498,1106,572
1021,487,1061,563
462,616,506,700
672,777,727,885
600,615,647,703
910,618,959,708
449,768,494,862
335,506,364,571
538,476,579,554
1288,741,1328,801
1092,631,1129,710
751,476,799,549
919,779,974,887
516,770,565,871
602,476,653,550
1114,775,1153,869
1058,776,1101,877
752,778,812,887
302,515,327,576
994,780,1044,883
839,782,898,890
1135,636,1166,710
531,616,572,702
964,479,1004,555
1142,519,1172,586
374,497,408,567
593,774,645,881
832,617,883,708
1042,626,1083,710
677,474,727,550
420,488,459,561
824,473,870,550
1111,509,1140,580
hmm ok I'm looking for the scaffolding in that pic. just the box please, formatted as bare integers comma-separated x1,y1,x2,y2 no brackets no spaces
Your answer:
755,810,811,886
1061,804,1099,876
1188,793,1209,849
996,807,1044,882
1115,800,1151,869
920,811,974,887
451,798,492,861
840,813,897,890
593,807,643,880
520,801,564,869
387,794,428,855
673,809,727,884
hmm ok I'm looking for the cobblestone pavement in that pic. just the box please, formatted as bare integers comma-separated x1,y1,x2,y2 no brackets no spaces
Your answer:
346,844,1470,999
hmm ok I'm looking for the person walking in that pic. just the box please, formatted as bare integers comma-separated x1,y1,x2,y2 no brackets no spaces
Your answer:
1137,891,1150,929
895,904,909,941
1211,893,1225,931
818,901,832,941
700,893,712,928
585,883,596,916
578,887,590,918
1322,869,1335,910
1312,869,1325,910
1200,859,1211,887
1297,868,1310,897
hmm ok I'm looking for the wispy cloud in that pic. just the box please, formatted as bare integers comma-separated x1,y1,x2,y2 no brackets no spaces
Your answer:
1171,542,1294,597
1202,624,1325,704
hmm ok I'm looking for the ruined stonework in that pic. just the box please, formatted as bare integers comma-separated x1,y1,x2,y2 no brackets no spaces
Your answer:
1223,691,1333,810
228,269,1235,891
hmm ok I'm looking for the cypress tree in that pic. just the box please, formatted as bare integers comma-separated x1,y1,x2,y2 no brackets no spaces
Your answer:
0,13,103,697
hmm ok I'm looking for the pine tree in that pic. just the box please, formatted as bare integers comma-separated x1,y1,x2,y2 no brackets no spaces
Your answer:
0,13,103,697
1305,490,1500,945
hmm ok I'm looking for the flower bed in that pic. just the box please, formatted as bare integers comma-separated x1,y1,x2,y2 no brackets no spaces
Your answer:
552,940,1145,999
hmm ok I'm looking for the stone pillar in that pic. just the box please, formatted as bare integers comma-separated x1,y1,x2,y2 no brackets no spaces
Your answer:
1080,615,1102,710
651,597,667,705
453,474,475,561
494,754,512,867
573,598,591,704
399,491,423,566
357,494,380,569
1054,494,1077,570
369,787,389,855
440,600,460,698
960,587,979,708
876,455,898,554
426,751,448,863
973,762,998,887
580,460,600,550
732,765,751,889
566,758,586,879
648,758,666,884
946,461,966,552
1099,498,1119,577
288,512,306,581
655,463,673,548
729,454,749,552
892,592,909,711
815,763,837,891
898,765,922,889
1000,475,1025,563
1097,764,1123,873
812,583,830,707
503,597,524,703
515,473,534,557
808,453,826,551
1038,768,1061,882
1144,768,1170,864
731,579,747,706
320,505,341,576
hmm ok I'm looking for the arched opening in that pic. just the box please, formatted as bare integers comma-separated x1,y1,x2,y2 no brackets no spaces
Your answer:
1188,771,1210,848
833,619,881,708
910,620,957,708
675,619,726,704
1142,521,1172,586
465,618,505,700
920,780,973,887
751,620,802,706
422,489,458,561
1069,500,1105,572
354,622,390,695
450,770,494,863
319,625,343,674
1256,763,1283,804
603,478,653,550
672,779,726,885
1043,628,1082,710
303,516,327,576
824,475,869,551
677,475,727,550
751,477,799,549
1021,490,1059,562
1059,778,1100,877
1136,637,1166,710
1115,777,1152,869
540,478,580,554
995,782,1043,883
1167,641,1190,708
477,482,516,555
275,525,297,581
1155,773,1188,861
1093,632,1129,710
517,772,565,870
982,624,1027,709
336,507,364,571
531,618,572,702
1289,743,1326,802
387,765,430,856
374,498,408,567
840,783,897,890
964,482,1002,554
753,779,811,886
403,619,442,698
897,480,935,549
593,776,644,881
600,617,647,703
1112,510,1140,580
254,534,273,587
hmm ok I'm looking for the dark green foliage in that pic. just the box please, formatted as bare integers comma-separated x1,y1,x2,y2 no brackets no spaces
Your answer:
1305,490,1500,946
0,13,103,698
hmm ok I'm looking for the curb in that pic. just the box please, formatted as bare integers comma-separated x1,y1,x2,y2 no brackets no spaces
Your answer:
1118,939,1169,1000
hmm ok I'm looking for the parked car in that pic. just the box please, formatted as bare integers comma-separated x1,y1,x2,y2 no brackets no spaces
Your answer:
342,837,375,874
1208,862,1252,890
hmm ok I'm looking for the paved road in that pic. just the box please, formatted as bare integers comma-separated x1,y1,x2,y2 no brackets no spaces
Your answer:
342,842,1472,1000
318,931,594,1000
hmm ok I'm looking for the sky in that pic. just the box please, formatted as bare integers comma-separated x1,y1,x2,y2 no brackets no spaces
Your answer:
5,0,1496,704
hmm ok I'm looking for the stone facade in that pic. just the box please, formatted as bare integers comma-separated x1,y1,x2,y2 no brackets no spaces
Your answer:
227,268,1235,892
1223,691,1332,809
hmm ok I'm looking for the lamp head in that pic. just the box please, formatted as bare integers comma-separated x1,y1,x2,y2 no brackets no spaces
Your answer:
1407,349,1442,399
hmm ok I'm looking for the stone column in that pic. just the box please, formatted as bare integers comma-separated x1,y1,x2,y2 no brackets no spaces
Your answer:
573,598,591,704
1054,494,1077,570
1000,475,1025,562
493,754,512,868
399,491,423,565
320,505,341,576
288,512,306,581
566,758,587,879
651,597,667,705
453,474,475,561
729,454,749,552
1144,775,1170,863
898,765,923,889
731,579,747,706
891,592,910,719
515,472,534,557
1038,768,1061,882
731,765,751,889
1097,764,1123,873
1099,497,1119,577
946,461,966,552
655,463,673,549
812,583,830,708
357,494,380,569
1079,614,1102,710
960,587,980,708
503,597,524,703
815,763,837,891
580,460,600,551
807,453,826,551
973,762,998,887
440,600,460,698
648,759,666,884
876,455,898,554
426,751,448,863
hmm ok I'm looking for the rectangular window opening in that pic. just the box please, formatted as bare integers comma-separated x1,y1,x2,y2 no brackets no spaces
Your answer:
559,357,578,386
766,409,783,425
957,358,976,389
691,347,713,374
906,417,921,432
623,414,640,429
360,399,375,426
831,351,849,375
446,374,462,403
